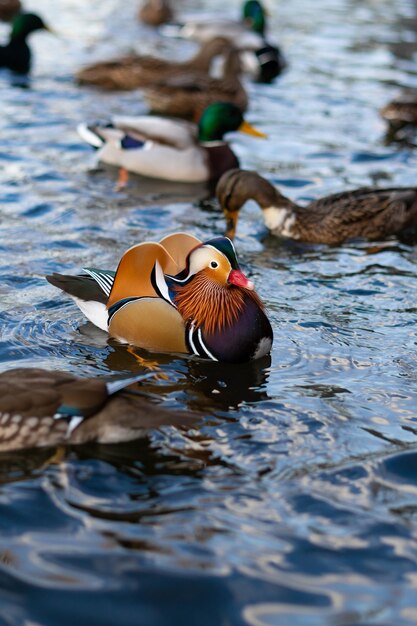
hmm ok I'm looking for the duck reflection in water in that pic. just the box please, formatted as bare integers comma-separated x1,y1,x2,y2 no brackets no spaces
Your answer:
105,341,271,413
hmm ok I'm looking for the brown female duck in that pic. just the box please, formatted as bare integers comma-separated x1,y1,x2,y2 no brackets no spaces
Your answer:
217,169,417,244
76,37,230,92
143,47,248,119
138,0,172,26
0,369,196,452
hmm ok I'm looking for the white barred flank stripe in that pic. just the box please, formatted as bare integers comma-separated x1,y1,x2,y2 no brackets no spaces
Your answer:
84,269,114,296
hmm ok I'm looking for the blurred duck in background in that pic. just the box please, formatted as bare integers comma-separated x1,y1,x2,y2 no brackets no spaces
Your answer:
77,103,266,185
76,36,231,92
164,0,285,83
143,47,248,119
0,11,51,73
138,0,173,26
381,94,417,135
0,0,21,22
0,369,197,451
217,169,417,244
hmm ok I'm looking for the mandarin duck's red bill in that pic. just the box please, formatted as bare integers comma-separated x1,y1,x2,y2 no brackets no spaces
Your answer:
47,233,273,363
0,369,197,452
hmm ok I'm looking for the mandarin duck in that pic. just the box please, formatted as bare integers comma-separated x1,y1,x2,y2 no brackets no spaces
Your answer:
46,233,273,363
217,169,417,244
77,102,266,185
143,47,248,119
0,0,21,22
0,369,197,452
138,0,173,26
76,37,231,92
0,12,51,73
164,1,285,84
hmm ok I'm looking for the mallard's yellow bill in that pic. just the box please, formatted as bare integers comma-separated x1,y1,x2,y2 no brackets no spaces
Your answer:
238,120,267,139
45,25,58,36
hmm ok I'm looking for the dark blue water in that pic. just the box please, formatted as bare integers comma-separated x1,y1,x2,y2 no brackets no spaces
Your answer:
2,0,417,624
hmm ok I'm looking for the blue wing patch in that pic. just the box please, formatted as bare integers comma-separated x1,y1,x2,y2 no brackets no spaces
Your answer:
121,135,145,150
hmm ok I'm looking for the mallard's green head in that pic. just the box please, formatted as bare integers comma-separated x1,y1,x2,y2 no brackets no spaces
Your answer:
243,0,266,35
198,102,267,143
11,12,49,40
199,103,243,142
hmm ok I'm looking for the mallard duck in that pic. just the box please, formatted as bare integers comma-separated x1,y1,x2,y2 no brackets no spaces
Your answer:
381,96,417,130
0,12,50,73
46,232,273,363
175,0,267,45
77,102,266,184
138,0,172,26
143,47,248,119
0,0,21,22
76,37,231,92
0,368,196,451
217,169,417,244
166,1,285,84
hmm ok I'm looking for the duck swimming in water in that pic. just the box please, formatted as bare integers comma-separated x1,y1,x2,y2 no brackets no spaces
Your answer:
77,102,266,185
0,12,50,73
0,369,196,451
47,233,273,363
217,169,417,244
76,37,231,92
165,1,285,84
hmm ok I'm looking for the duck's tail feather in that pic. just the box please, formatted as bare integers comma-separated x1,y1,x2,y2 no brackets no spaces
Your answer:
77,123,106,148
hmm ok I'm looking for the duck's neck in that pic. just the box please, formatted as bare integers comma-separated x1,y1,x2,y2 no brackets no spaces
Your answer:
261,201,298,236
223,48,242,79
188,38,229,72
173,273,261,336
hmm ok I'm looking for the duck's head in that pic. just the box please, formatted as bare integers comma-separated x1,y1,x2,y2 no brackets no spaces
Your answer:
172,237,254,291
188,237,254,289
216,169,285,238
170,237,257,334
11,12,50,39
242,0,266,35
198,102,267,142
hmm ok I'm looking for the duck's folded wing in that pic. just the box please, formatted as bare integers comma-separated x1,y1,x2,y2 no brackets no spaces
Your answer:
107,241,179,307
159,233,201,269
309,187,417,227
112,115,198,149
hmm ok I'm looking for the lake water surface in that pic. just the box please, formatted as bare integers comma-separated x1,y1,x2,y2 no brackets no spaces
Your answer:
2,0,417,624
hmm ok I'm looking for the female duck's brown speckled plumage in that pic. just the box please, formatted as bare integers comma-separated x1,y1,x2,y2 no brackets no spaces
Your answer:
217,169,417,244
76,37,231,92
0,0,21,22
143,47,248,119
0,368,196,451
138,0,172,26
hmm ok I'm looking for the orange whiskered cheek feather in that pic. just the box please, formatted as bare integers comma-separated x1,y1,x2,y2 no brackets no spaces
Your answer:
172,272,265,336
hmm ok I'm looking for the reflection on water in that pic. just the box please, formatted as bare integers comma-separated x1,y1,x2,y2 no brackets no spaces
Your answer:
2,0,417,624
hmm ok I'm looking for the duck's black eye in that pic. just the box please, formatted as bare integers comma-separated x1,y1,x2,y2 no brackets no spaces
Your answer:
210,261,219,269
